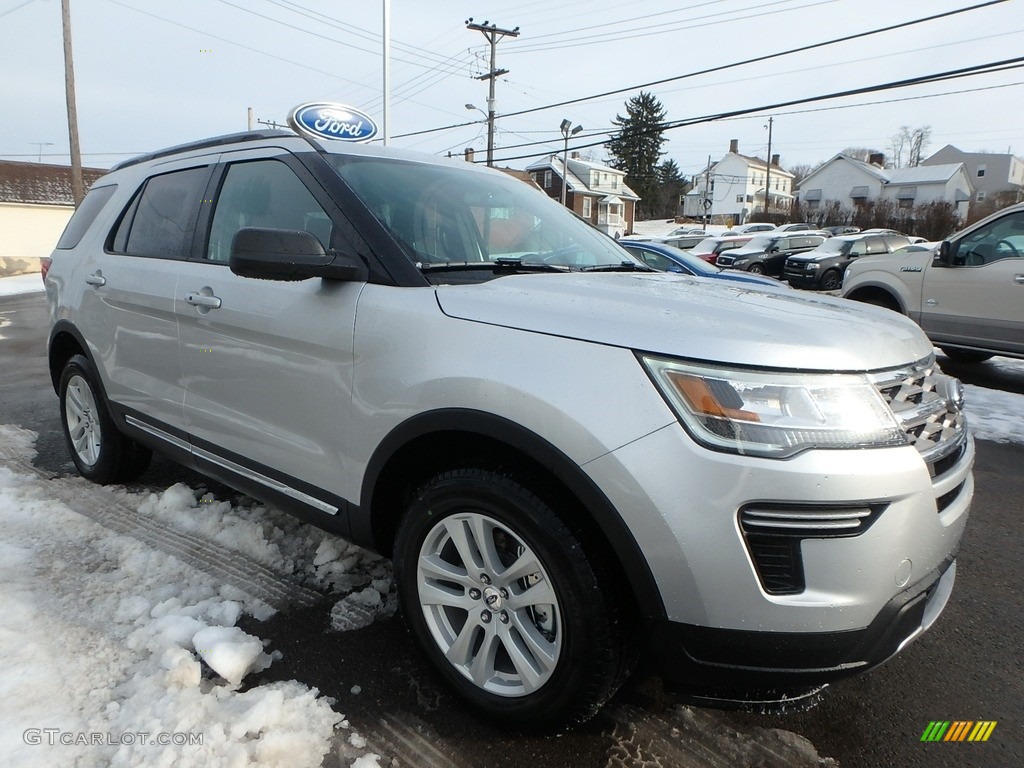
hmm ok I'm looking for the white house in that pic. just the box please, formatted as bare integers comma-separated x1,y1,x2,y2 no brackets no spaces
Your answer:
525,153,639,238
797,153,973,219
683,139,794,223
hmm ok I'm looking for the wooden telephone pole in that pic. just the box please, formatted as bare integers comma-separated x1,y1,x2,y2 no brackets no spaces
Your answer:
61,0,84,206
465,19,519,167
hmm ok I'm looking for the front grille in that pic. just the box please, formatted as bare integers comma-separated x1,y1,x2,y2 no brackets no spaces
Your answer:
870,356,968,511
870,357,966,467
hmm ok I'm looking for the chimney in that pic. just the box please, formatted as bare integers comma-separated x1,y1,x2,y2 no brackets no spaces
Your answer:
571,151,581,160
771,154,780,167
869,152,885,167
729,139,739,154
464,147,475,163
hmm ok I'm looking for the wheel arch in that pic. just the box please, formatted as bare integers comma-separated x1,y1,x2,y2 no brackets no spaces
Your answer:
357,408,666,622
48,320,93,394
843,282,907,314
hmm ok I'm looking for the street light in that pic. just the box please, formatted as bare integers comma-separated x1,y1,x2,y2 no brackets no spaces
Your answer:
560,119,583,208
465,103,489,164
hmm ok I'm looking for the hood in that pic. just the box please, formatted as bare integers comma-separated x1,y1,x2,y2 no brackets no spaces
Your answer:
435,273,931,371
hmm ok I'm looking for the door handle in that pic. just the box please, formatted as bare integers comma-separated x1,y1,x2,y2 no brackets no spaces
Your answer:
185,292,222,309
85,272,106,287
1014,274,1024,284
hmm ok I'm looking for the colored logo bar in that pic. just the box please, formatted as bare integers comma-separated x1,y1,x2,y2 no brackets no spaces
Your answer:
920,721,997,742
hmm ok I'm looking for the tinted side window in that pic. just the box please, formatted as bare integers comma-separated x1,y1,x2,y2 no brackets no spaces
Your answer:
624,246,675,271
865,237,888,254
207,159,331,263
847,240,868,257
56,185,117,249
954,210,1024,265
117,167,208,258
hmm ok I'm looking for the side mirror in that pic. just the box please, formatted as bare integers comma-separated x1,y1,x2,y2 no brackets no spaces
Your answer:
934,240,954,267
229,228,368,282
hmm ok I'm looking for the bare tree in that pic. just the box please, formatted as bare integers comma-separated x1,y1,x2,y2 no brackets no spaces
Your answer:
907,126,932,167
890,126,909,168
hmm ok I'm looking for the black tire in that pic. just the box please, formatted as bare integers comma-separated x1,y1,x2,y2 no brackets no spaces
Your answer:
747,263,765,274
820,269,842,291
58,354,152,484
393,468,627,728
940,347,994,363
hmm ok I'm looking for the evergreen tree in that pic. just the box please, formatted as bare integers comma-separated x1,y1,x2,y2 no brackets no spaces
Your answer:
655,158,685,218
606,92,668,219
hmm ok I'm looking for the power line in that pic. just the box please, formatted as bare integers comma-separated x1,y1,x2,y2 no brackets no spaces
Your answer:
486,57,1024,164
391,1,1007,140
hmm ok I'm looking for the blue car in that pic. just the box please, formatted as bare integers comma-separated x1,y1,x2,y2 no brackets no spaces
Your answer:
620,240,788,289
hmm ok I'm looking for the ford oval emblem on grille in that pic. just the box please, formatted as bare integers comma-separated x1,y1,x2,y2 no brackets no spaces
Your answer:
937,375,965,412
289,102,378,142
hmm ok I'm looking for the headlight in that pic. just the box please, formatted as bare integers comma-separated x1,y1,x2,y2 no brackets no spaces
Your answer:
640,355,908,458
805,262,818,270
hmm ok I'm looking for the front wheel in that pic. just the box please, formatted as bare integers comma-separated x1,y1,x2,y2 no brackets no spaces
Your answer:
747,263,765,274
819,268,842,291
393,469,629,727
59,354,152,484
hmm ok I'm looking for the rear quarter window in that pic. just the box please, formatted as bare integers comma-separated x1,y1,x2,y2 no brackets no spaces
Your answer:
55,185,117,250
109,166,210,259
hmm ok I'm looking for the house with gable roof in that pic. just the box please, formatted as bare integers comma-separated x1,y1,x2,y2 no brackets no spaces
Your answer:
922,144,1024,211
525,153,639,238
683,139,794,223
0,160,106,275
796,153,973,219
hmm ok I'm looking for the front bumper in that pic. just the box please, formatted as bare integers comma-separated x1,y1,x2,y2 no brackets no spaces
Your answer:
649,557,956,699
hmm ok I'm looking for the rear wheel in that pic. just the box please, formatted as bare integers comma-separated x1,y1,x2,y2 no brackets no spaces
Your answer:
393,468,629,727
59,354,152,484
940,347,994,363
820,268,842,291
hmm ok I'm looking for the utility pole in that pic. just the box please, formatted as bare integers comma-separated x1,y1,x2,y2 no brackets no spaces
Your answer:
703,155,712,230
465,18,519,167
61,0,84,206
764,116,773,220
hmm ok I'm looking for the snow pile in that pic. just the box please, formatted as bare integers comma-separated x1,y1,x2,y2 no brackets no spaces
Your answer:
0,273,45,298
0,426,357,768
964,383,1024,445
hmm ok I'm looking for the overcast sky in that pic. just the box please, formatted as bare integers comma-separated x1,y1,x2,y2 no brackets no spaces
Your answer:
2,0,1022,178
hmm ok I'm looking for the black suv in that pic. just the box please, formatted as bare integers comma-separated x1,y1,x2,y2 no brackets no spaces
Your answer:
714,233,825,276
784,233,912,290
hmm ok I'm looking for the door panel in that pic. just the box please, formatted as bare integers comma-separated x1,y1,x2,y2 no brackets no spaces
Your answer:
176,155,362,504
79,161,213,427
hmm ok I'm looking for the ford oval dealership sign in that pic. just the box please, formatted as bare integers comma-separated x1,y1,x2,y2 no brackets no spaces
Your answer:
289,102,378,142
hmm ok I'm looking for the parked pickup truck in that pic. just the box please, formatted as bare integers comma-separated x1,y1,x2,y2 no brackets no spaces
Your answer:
843,203,1024,362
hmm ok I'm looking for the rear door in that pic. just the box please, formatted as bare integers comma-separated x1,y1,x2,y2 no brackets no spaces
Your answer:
174,148,365,515
75,158,215,429
921,209,1024,354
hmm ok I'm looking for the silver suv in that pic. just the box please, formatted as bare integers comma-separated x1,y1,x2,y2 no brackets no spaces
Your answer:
45,130,973,727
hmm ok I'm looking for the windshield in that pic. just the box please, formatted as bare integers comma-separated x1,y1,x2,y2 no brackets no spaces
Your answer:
740,235,778,251
690,237,721,254
811,239,847,255
326,156,638,276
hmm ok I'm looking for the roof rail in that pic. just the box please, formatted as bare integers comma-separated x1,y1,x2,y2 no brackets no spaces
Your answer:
110,130,296,171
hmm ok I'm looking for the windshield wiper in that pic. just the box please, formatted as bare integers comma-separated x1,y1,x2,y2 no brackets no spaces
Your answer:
580,261,654,273
418,258,572,274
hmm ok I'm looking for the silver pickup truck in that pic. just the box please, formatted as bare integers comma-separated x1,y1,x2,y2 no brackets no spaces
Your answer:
843,203,1024,362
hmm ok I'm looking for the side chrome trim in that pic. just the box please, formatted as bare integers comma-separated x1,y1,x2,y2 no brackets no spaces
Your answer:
125,414,191,452
125,414,339,516
192,446,339,516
